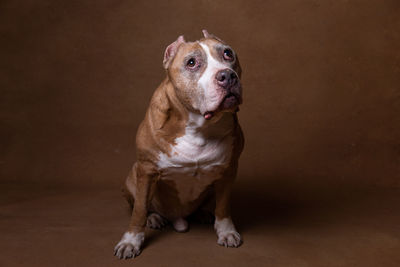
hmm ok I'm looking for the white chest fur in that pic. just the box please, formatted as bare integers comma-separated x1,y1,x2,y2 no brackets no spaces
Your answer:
157,112,233,176
156,113,233,202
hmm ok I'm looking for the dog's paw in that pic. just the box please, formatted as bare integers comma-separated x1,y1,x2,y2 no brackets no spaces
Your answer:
114,232,144,259
217,231,242,248
114,242,141,259
173,217,189,232
215,217,242,248
146,213,168,229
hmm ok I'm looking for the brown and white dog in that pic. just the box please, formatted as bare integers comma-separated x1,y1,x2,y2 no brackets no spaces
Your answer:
114,30,244,259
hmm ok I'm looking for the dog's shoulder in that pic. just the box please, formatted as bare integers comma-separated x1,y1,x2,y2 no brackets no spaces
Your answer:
135,79,187,163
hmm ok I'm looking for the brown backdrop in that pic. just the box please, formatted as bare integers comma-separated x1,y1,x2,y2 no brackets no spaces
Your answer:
1,1,400,266
1,0,399,190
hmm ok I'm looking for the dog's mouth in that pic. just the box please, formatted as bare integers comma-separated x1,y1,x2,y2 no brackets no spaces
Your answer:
203,92,242,120
221,93,240,108
204,111,214,120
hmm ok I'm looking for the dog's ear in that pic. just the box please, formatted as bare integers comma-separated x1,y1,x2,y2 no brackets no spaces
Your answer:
163,35,185,69
202,29,224,43
202,29,212,38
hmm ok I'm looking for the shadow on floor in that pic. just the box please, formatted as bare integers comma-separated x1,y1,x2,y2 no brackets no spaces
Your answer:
230,177,386,233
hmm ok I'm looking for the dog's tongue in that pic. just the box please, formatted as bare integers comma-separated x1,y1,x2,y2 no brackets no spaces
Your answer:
204,111,214,120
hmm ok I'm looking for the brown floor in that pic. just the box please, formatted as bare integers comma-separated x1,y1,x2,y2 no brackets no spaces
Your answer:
1,181,399,267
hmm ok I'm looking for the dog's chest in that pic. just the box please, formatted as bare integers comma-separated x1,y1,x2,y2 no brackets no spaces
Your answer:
156,113,233,202
157,133,232,177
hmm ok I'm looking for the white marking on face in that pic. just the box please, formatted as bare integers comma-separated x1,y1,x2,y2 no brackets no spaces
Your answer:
157,112,233,203
198,43,228,114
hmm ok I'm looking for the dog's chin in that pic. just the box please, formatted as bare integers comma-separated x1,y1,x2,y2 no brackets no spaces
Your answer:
220,93,240,110
203,93,241,120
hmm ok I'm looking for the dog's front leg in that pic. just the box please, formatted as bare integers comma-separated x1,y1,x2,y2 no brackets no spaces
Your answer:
214,176,242,248
114,163,156,259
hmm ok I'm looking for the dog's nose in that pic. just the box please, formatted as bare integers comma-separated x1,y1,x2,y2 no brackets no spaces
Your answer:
215,69,238,88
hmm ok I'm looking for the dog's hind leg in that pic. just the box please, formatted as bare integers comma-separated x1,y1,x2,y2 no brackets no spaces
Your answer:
147,213,168,229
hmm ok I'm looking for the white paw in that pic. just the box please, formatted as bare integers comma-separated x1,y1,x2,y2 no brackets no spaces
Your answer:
147,213,168,229
173,217,189,232
217,231,242,247
214,217,242,248
114,232,144,259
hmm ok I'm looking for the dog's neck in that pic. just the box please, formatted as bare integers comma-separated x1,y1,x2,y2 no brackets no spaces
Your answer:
163,78,235,140
184,111,235,140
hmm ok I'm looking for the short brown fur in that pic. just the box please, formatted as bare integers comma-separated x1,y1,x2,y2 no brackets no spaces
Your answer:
116,33,244,259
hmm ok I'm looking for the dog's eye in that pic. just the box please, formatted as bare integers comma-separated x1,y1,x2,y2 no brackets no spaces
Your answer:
187,58,196,67
223,49,234,61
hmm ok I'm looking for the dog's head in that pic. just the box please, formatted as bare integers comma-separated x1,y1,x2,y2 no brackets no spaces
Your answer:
163,30,242,120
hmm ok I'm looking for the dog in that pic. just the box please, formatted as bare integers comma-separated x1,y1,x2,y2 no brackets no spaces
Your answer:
114,30,244,259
